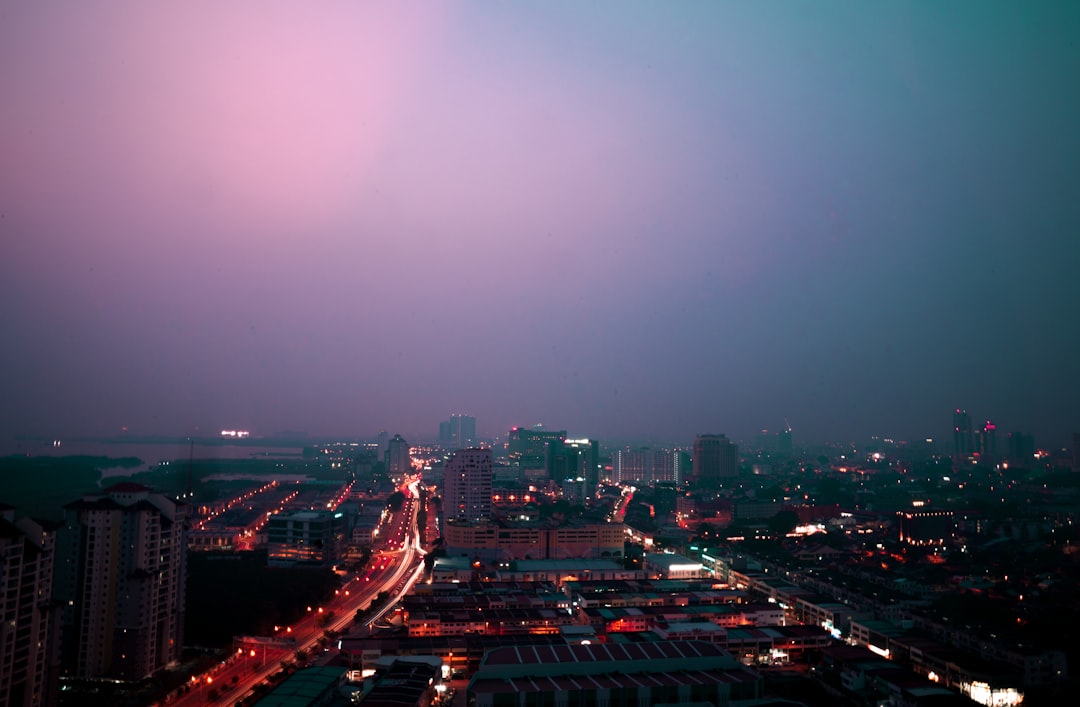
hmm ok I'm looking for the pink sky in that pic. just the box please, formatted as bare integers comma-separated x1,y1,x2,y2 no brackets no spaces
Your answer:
2,2,1078,445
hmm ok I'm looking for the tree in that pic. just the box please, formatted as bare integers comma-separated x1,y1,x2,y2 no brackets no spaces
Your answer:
386,491,406,511
768,510,799,536
694,522,717,540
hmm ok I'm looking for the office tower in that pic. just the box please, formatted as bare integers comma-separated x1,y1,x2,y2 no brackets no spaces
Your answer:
507,426,566,472
548,438,600,498
952,409,973,459
438,414,476,450
376,430,390,459
0,506,58,707
54,483,186,680
692,434,739,483
444,448,493,522
386,434,412,479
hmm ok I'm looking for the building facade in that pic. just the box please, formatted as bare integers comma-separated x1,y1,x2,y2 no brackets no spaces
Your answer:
507,427,566,472
444,448,494,523
548,438,599,499
387,434,412,479
54,483,187,680
439,414,476,450
953,409,973,460
443,520,624,562
266,510,345,567
0,506,58,707
693,434,739,483
611,448,683,486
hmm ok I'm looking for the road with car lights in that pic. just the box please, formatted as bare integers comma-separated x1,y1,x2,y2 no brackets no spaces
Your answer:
164,479,425,706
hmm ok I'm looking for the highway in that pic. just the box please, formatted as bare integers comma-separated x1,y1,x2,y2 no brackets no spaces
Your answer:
164,479,424,706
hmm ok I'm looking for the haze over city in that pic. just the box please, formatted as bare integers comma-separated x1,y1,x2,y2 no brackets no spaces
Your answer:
2,2,1078,447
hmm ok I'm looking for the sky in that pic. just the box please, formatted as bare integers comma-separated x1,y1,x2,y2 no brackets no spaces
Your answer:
2,2,1079,449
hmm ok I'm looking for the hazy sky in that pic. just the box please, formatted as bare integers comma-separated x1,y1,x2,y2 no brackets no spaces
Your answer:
2,2,1078,448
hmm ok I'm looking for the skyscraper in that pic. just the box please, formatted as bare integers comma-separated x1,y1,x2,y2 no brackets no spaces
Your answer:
386,434,412,479
978,420,998,464
54,483,187,680
0,506,58,707
952,409,973,459
1007,431,1034,467
438,414,476,450
443,448,493,522
548,438,600,499
508,426,566,472
692,434,739,484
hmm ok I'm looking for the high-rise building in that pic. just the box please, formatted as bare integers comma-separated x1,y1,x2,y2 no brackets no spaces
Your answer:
438,414,476,450
778,425,793,455
507,426,566,472
754,426,794,455
548,438,600,499
1072,433,1080,473
952,409,973,459
0,506,59,707
978,420,998,464
612,448,682,486
692,434,739,483
1007,432,1035,467
386,434,412,479
54,483,186,680
444,448,493,522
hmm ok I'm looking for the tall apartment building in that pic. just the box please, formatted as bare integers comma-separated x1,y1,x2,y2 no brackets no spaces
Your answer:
54,483,187,681
612,448,683,486
0,506,58,707
692,434,739,483
443,447,493,522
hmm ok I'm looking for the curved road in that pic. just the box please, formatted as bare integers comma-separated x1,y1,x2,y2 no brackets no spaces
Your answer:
165,479,424,706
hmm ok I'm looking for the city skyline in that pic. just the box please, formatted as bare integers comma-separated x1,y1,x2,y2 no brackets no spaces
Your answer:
2,3,1078,450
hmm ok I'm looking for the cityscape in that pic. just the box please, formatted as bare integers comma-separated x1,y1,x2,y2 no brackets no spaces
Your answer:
3,2,1079,707
2,413,1080,706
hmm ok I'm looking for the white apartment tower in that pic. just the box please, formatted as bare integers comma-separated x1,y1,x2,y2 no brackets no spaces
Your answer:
55,483,187,680
443,447,493,522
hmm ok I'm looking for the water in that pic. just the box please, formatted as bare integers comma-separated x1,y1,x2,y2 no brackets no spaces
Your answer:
3,439,305,476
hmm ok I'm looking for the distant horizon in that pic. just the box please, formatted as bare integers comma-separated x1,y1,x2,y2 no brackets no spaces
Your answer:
4,415,1075,454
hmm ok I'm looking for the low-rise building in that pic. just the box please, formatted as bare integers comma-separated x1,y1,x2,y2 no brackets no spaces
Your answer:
266,510,345,567
466,640,762,707
443,519,624,562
